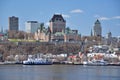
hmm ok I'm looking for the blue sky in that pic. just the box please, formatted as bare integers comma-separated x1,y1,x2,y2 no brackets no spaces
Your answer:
0,0,120,37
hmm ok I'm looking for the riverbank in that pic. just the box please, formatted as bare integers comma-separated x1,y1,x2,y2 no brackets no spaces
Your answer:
1,61,120,66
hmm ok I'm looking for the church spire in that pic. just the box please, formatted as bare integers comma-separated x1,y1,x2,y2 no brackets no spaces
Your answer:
91,29,93,36
95,19,100,24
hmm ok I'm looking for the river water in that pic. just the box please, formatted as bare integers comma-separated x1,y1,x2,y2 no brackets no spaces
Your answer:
0,65,120,80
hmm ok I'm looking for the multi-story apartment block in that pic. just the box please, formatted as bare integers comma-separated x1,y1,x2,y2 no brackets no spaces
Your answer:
26,21,40,33
8,16,19,31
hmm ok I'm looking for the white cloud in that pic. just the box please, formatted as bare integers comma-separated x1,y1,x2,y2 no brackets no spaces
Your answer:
113,16,120,19
70,9,83,13
94,14,120,21
45,22,49,26
94,14,100,18
54,13,61,15
98,16,120,20
54,13,70,18
94,15,110,21
62,14,70,18
116,24,120,26
98,17,110,20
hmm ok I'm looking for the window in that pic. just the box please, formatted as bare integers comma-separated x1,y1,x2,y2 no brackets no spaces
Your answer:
59,19,61,21
56,18,58,21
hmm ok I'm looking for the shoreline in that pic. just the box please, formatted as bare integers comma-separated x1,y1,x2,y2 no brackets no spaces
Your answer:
0,62,120,66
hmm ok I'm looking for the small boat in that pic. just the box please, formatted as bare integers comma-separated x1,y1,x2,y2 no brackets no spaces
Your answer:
73,62,83,65
0,62,4,65
108,62,120,66
52,59,61,64
87,59,108,66
83,61,88,65
23,58,52,65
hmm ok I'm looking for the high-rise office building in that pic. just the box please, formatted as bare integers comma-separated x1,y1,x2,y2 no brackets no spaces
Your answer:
25,21,40,33
8,16,19,31
93,19,102,37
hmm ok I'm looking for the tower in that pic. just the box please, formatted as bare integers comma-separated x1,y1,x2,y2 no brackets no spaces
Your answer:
93,19,102,37
8,16,19,31
49,14,66,34
91,29,93,36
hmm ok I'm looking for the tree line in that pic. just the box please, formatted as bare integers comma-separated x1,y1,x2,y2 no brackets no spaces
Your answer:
0,42,81,61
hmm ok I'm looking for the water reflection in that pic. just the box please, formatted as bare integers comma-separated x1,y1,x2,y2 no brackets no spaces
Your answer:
0,65,120,80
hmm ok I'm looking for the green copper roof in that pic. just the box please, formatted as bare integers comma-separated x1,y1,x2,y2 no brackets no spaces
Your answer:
55,32,64,36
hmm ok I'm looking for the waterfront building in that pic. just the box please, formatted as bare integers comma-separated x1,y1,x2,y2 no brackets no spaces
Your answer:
93,19,102,37
25,21,40,33
8,16,19,31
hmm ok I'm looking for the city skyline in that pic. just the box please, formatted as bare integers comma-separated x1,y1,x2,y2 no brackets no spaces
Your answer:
0,0,120,37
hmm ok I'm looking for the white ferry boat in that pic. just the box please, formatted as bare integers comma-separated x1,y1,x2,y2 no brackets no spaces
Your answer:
23,55,52,65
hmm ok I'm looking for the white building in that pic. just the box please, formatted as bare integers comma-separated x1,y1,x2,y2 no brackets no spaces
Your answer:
25,21,40,33
93,19,102,37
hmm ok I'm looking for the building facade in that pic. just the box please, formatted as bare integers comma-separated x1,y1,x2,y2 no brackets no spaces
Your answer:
49,14,66,34
93,19,102,37
34,14,80,42
8,16,19,31
26,21,40,33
